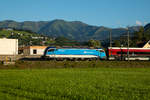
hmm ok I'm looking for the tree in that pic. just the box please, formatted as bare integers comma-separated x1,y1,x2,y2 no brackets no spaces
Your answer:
114,40,121,47
54,36,79,46
88,40,101,48
134,27,144,41
130,27,148,47
44,40,56,46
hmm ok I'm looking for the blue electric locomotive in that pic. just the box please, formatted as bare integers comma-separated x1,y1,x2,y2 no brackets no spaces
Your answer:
43,47,106,60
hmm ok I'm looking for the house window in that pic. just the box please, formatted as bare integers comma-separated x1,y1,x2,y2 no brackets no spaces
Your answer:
33,49,37,54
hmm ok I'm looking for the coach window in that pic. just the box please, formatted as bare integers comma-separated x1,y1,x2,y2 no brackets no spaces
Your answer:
33,49,37,54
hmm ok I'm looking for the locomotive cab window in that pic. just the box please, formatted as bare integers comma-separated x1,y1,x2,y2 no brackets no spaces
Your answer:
99,50,104,52
48,49,55,52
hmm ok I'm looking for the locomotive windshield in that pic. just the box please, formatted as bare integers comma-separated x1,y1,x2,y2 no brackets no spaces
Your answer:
99,50,105,52
48,49,55,52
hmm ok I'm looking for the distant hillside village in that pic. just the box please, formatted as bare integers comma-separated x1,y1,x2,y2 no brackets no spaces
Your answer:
0,27,90,46
0,28,56,46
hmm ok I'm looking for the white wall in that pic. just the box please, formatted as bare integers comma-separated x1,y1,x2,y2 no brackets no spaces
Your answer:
0,39,18,55
30,48,45,55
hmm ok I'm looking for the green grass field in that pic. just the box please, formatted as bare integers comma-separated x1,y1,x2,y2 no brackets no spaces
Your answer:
0,68,150,100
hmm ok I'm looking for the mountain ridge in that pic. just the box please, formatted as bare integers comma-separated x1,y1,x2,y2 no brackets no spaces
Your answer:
0,19,143,41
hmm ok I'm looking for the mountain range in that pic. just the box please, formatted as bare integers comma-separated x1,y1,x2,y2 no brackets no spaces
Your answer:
0,20,143,41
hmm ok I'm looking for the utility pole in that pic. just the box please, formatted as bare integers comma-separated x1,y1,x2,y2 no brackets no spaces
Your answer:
109,31,112,57
127,29,129,61
109,31,112,47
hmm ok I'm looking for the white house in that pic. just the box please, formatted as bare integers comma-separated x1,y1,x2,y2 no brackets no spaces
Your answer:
0,38,18,55
19,46,47,56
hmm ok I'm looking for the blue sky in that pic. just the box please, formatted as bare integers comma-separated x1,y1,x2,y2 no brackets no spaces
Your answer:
0,0,150,28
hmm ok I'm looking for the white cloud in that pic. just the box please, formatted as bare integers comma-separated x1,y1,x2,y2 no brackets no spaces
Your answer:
136,20,142,26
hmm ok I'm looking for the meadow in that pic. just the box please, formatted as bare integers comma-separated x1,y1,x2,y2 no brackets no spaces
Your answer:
0,67,150,100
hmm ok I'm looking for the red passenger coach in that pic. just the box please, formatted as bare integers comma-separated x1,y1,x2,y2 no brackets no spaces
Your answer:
108,47,150,60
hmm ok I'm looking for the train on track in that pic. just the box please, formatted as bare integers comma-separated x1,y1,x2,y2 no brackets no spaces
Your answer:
42,47,106,61
42,46,150,61
108,47,150,60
